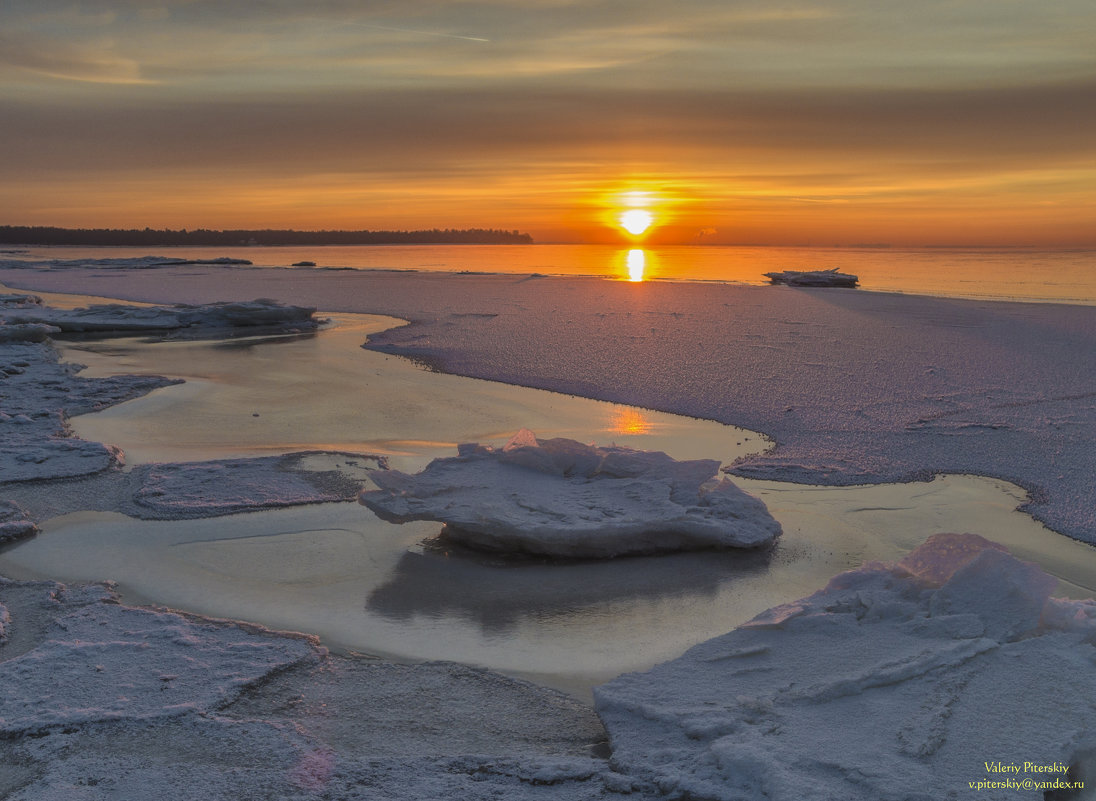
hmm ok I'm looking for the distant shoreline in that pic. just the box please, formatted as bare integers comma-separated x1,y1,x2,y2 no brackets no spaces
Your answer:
0,225,534,247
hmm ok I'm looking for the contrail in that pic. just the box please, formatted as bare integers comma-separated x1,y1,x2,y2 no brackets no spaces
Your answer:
305,17,490,43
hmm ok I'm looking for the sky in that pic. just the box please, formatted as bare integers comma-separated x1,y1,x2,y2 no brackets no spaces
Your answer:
2,1,1095,245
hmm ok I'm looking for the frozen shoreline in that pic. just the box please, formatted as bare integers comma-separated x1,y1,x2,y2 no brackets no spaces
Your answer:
3,265,1094,542
3,267,1096,798
0,292,630,798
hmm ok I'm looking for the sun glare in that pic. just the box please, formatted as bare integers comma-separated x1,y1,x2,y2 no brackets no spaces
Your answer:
620,209,653,236
626,248,646,282
609,405,654,435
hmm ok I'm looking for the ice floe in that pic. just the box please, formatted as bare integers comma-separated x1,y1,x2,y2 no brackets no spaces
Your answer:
361,429,781,557
126,452,387,518
0,256,253,271
764,267,858,287
0,339,172,482
1,296,317,335
0,501,37,545
595,532,1096,800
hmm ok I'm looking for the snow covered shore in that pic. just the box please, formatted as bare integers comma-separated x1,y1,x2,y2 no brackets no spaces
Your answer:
0,578,619,800
0,291,317,335
0,295,631,798
2,267,1096,798
3,265,1093,544
597,533,1096,800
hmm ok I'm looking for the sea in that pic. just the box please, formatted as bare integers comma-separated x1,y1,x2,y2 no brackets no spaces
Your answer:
4,243,1096,305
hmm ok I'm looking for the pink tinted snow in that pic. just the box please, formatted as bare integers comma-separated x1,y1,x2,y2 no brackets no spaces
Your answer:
3,266,1092,542
596,533,1096,800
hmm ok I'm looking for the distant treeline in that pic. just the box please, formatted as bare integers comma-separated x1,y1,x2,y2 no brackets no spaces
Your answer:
0,226,534,246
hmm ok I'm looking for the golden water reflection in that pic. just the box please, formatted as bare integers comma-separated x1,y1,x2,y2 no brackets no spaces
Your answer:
626,248,646,282
609,405,653,435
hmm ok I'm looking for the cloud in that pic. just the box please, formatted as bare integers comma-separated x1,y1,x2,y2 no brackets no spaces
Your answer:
2,0,1094,241
0,32,155,84
6,0,1094,92
3,79,1094,183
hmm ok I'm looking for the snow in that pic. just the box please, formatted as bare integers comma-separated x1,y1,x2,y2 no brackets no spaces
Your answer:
0,256,253,270
3,266,1096,798
361,429,781,557
0,500,37,545
0,339,171,482
5,266,1091,543
0,599,319,734
595,533,1096,800
0,578,638,800
127,452,386,518
1,297,317,335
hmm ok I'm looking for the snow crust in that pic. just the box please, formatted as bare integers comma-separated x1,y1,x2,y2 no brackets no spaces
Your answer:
0,256,253,270
126,452,386,518
0,339,172,482
1,296,317,334
0,600,318,735
361,430,781,557
7,267,1090,542
0,500,37,545
0,578,637,800
595,533,1096,800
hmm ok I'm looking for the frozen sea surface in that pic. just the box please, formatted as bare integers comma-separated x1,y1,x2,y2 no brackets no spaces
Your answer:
4,266,1094,543
4,306,1095,695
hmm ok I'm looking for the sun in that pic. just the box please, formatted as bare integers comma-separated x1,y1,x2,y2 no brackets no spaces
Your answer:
620,209,653,236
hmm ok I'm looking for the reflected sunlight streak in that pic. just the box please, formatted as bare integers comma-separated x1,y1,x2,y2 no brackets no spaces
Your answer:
627,248,646,282
609,406,654,435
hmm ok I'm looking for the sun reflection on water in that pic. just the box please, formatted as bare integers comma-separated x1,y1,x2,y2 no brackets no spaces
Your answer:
627,249,646,282
609,405,653,435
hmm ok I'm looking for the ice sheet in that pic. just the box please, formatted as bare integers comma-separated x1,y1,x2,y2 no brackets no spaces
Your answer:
6,266,1089,542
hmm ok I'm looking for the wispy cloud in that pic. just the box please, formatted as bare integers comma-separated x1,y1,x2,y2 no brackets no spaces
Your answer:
1,0,1094,242
0,32,156,84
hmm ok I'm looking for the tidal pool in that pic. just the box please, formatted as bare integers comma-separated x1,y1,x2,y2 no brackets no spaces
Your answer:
3,307,1094,697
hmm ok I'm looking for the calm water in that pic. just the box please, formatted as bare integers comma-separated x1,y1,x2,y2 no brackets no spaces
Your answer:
7,243,1096,304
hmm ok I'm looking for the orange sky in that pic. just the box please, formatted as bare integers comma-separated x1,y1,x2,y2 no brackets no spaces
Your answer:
2,2,1095,245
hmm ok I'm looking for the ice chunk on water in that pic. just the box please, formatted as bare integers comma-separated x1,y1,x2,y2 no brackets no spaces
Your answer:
127,452,385,518
361,432,781,557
